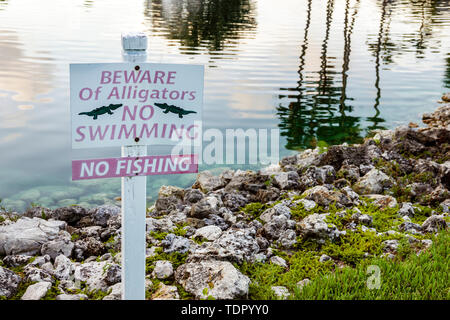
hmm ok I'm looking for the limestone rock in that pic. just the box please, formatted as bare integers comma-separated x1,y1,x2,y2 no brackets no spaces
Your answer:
272,171,300,190
0,266,22,298
190,196,221,218
302,186,352,207
271,286,290,300
175,260,250,299
21,281,52,300
152,260,174,280
270,256,288,268
161,234,191,254
195,171,225,192
354,168,394,194
193,225,223,241
40,232,74,260
56,293,88,300
364,194,398,209
152,283,179,300
421,215,447,233
88,205,121,227
0,217,67,256
297,213,344,242
52,206,87,225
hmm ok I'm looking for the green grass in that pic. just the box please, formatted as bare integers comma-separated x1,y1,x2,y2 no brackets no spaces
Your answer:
238,251,334,300
239,229,448,300
294,230,449,299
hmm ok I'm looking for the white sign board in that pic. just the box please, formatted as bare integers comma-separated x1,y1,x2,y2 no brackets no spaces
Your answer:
70,63,203,149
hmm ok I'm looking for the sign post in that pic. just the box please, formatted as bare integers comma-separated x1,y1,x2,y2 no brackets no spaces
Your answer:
69,32,204,300
121,32,148,300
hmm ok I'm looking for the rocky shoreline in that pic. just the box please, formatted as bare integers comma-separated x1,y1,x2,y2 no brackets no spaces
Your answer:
1,95,449,300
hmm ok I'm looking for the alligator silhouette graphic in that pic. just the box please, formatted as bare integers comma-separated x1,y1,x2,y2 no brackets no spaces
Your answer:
78,104,123,120
154,103,197,119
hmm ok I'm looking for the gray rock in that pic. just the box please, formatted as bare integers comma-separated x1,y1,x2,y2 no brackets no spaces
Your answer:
364,194,398,209
152,260,174,279
73,237,105,260
284,148,321,171
155,186,184,214
276,229,297,249
195,171,225,192
297,213,344,242
56,293,88,300
23,265,54,284
184,188,204,204
102,283,122,300
161,234,191,254
294,199,317,211
440,199,450,213
273,171,300,190
23,206,54,219
383,240,399,252
262,215,295,240
52,206,87,224
146,217,174,234
152,283,180,300
354,168,394,194
190,196,221,218
301,166,336,188
175,260,250,299
73,261,120,292
27,255,51,267
271,286,290,300
297,278,311,290
302,186,352,207
21,281,52,300
188,228,259,263
270,256,288,268
398,202,415,217
421,215,447,233
0,266,22,298
203,214,230,231
319,254,332,263
88,205,121,227
341,186,360,204
40,233,74,260
399,222,422,233
104,264,121,286
222,192,249,211
0,217,67,256
260,204,291,223
193,226,223,241
337,164,360,182
3,255,33,268
53,254,74,280
358,214,373,226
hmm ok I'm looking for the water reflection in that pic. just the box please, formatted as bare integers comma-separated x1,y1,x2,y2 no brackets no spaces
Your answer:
277,0,363,150
445,55,450,88
277,0,450,151
0,30,54,107
144,0,257,53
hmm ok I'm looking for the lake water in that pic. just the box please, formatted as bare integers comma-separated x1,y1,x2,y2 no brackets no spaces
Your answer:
0,0,449,212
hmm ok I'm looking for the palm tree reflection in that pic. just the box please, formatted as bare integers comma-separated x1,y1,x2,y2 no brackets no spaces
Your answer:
277,0,363,151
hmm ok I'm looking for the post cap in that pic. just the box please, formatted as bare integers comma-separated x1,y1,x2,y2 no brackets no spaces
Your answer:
121,32,147,51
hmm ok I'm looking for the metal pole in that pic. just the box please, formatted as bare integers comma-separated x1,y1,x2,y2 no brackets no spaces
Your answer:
121,32,148,300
